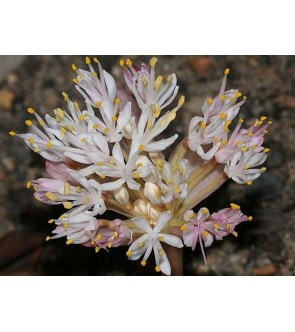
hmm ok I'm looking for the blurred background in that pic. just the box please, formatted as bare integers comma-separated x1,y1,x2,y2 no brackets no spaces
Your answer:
0,55,294,276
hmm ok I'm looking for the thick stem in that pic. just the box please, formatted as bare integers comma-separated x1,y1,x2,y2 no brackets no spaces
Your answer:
163,244,183,276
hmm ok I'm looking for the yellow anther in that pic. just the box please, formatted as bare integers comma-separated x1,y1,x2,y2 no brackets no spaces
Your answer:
247,132,253,137
33,147,38,153
126,58,132,67
92,123,99,130
9,131,16,136
136,242,145,248
112,231,118,239
156,159,164,168
76,186,81,193
141,74,148,86
150,57,158,68
28,137,35,144
46,236,51,241
107,242,112,248
66,239,73,245
213,136,219,143
224,68,230,75
103,127,109,134
48,219,54,224
25,120,33,126
248,216,253,221
241,146,248,152
230,203,240,210
207,98,213,105
95,247,100,253
232,231,238,237
126,250,132,256
115,98,121,105
159,250,164,256
201,208,209,215
72,78,78,84
154,75,163,90
91,72,98,77
226,223,231,229
178,95,185,107
46,141,53,148
63,183,70,195
230,97,234,102
235,91,242,98
239,118,244,123
174,185,180,194
73,101,79,111
119,59,125,67
63,223,68,229
261,167,267,172
166,75,173,83
200,122,206,129
62,92,69,101
243,164,249,170
72,64,77,71
85,56,91,65
161,188,167,195
151,104,161,118
251,145,257,150
264,148,270,153
159,236,164,242
219,112,227,119
138,144,145,151
78,114,86,121
268,121,272,125
91,240,95,246
255,120,262,127
133,173,140,179
112,116,118,122
220,94,226,101
81,137,87,144
178,166,184,175
27,107,35,114
260,116,267,121
221,139,227,145
95,101,102,107
167,111,176,122
60,127,67,135
109,158,115,165
93,57,99,63
243,96,247,100
247,180,253,186
141,260,147,267
97,161,104,166
59,214,66,220
202,231,209,237
181,225,187,231
99,174,106,179
213,223,219,229
45,192,57,201
38,120,45,126
263,130,268,134
147,120,153,129
155,266,161,273
189,213,195,219
26,181,31,189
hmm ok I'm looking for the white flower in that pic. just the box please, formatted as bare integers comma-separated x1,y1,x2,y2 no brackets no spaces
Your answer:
158,159,190,203
33,170,109,216
126,212,183,275
48,211,100,245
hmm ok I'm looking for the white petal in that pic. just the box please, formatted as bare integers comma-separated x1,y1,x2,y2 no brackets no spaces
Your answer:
112,142,125,166
154,212,171,233
161,234,183,248
103,70,116,102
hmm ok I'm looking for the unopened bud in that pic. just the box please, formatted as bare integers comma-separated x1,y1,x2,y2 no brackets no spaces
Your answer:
114,187,129,205
134,199,148,216
144,182,161,204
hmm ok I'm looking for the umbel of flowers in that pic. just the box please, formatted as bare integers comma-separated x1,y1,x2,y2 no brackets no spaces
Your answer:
9,57,271,275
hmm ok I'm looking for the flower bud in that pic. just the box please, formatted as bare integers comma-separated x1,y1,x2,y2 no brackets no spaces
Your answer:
144,182,161,204
114,187,129,205
133,199,148,216
147,203,160,223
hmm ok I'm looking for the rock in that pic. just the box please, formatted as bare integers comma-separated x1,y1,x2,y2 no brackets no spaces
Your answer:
250,263,278,276
274,94,295,109
188,56,214,78
0,89,15,110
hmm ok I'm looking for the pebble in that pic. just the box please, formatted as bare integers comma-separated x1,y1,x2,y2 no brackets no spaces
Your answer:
188,56,214,78
250,263,278,276
0,89,15,110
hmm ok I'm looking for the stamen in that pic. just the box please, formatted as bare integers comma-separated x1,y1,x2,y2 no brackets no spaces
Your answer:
126,250,132,256
150,57,158,68
27,107,35,114
224,68,230,75
230,203,240,210
45,192,57,201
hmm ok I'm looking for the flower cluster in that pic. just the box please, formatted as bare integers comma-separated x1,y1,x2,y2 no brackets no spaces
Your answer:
10,57,270,275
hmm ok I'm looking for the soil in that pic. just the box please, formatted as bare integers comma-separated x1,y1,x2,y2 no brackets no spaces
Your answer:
0,55,294,276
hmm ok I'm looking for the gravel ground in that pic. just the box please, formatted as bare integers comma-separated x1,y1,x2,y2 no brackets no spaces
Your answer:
0,55,294,276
